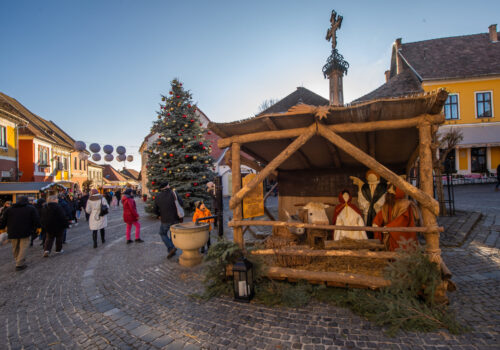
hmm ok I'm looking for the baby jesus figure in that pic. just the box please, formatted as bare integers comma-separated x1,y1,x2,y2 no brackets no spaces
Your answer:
332,190,367,241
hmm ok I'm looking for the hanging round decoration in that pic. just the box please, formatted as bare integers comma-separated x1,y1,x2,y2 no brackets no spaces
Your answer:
74,141,86,151
92,153,101,162
103,145,114,154
78,152,88,160
116,146,126,155
126,155,133,162
89,143,101,153
104,154,114,162
117,154,126,162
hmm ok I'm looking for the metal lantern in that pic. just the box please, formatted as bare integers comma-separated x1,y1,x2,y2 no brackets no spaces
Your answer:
126,155,133,162
103,145,114,154
232,258,254,302
104,154,114,162
117,154,126,162
89,143,101,153
116,146,126,155
92,153,101,161
74,141,86,151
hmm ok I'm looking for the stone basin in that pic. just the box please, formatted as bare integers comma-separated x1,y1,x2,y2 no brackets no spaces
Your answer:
171,222,209,267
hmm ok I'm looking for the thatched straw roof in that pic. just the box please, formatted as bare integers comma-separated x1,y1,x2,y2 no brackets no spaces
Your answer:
208,90,447,172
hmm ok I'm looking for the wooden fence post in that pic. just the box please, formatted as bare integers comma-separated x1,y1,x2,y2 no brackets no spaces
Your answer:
231,142,244,248
418,121,441,265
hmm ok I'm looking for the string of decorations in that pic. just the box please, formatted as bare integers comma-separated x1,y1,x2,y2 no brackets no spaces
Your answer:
74,141,134,163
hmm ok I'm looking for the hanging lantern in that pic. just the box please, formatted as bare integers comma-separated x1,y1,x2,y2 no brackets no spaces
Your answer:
126,155,133,162
103,145,114,154
117,154,126,162
104,154,114,162
74,141,86,151
89,143,101,153
232,258,254,302
116,146,126,155
92,153,101,162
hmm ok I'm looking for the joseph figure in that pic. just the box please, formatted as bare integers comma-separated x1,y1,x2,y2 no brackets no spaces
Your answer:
350,170,387,238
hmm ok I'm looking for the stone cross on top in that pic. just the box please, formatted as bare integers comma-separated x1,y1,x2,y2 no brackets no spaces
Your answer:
325,10,343,50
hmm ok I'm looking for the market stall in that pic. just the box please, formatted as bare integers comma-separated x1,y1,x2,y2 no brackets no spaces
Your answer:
209,89,450,290
0,182,68,203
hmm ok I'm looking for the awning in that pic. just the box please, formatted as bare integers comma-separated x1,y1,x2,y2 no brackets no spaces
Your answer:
439,124,500,148
0,182,67,194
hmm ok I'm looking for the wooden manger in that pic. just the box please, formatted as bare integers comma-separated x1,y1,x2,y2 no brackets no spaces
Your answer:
209,90,451,291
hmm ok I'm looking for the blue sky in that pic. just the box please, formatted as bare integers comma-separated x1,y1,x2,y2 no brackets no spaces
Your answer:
1,1,498,170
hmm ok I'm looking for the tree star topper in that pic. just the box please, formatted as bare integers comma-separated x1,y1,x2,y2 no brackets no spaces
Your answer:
326,10,343,50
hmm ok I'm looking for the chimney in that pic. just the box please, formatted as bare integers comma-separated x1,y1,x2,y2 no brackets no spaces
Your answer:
489,24,498,42
395,38,404,74
384,70,390,82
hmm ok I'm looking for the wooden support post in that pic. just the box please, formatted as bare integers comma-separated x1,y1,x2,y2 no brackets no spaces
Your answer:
317,123,440,216
231,143,244,249
418,122,441,265
229,125,315,210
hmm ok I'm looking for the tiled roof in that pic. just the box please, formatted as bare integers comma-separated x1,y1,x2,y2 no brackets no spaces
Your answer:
258,87,329,115
351,69,423,104
121,168,140,180
0,92,73,149
399,31,500,80
102,164,128,182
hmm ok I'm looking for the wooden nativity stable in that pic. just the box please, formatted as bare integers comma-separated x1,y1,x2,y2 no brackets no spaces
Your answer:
208,89,451,290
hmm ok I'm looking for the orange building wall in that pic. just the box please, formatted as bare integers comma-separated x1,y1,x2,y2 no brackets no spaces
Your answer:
19,139,34,182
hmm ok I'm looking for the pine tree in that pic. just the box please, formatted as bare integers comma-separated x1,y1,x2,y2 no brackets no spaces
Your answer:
145,79,215,214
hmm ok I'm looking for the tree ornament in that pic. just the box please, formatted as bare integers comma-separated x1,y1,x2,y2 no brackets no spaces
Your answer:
176,95,180,98
169,170,172,174
167,137,171,141
163,152,167,156
184,166,188,169
199,142,203,145
203,146,206,150
188,104,191,108
179,138,183,142
169,91,173,95
182,115,187,118
167,112,171,116
202,176,206,179
170,108,174,111
190,119,194,123
158,115,162,119
152,181,155,185
184,124,188,127
185,193,190,198
157,141,161,145
205,160,209,163
193,182,198,186
185,155,189,158
163,167,167,171
169,153,173,157
161,96,165,101
193,156,197,160
207,131,212,135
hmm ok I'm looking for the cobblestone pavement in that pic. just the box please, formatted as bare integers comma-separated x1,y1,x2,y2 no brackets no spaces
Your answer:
0,186,499,349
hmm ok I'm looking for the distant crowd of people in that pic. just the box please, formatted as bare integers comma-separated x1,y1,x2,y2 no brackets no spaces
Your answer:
0,182,216,271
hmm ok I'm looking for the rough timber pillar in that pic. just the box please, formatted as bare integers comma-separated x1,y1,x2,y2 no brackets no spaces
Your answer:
418,121,441,264
231,143,243,248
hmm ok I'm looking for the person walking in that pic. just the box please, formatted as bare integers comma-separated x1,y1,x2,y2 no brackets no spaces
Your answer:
79,192,90,221
0,196,40,271
153,182,183,259
85,189,108,248
41,195,69,257
122,189,143,244
58,194,73,243
496,163,500,191
68,194,78,225
115,189,122,207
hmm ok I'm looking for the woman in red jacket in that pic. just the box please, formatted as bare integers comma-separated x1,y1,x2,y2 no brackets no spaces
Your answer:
122,189,143,244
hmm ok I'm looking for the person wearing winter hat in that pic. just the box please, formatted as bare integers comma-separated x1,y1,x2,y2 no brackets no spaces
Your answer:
122,188,143,244
85,188,108,248
192,201,214,253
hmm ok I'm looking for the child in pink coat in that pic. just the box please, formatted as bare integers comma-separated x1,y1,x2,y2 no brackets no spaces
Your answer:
122,189,143,244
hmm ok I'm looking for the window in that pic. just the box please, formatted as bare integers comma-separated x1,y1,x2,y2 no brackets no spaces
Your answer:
443,94,459,120
74,157,77,169
471,147,487,173
0,126,6,147
63,158,68,171
476,92,492,118
38,146,49,166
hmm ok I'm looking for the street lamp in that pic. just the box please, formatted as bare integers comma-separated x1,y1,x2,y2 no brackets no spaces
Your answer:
232,257,254,302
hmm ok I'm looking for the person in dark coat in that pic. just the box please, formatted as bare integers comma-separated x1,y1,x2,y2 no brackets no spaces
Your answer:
153,182,183,259
79,192,90,221
42,195,69,257
0,196,40,271
115,189,122,207
496,163,500,191
58,195,73,243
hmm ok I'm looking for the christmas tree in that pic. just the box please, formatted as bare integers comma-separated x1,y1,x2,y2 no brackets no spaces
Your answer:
145,79,215,213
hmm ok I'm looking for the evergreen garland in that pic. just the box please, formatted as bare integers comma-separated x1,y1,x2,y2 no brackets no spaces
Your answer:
145,79,215,214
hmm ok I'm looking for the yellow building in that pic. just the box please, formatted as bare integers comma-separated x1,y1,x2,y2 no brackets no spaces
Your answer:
0,105,25,182
354,24,500,176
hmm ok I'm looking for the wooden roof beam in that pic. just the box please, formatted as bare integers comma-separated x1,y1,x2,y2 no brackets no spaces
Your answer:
217,114,444,148
317,123,439,216
229,125,315,210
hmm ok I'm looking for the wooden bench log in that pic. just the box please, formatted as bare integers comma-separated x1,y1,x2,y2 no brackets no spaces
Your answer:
250,248,398,259
265,266,390,290
324,239,385,250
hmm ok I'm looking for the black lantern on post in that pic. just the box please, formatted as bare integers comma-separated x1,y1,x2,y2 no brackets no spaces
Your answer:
232,257,254,302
